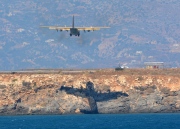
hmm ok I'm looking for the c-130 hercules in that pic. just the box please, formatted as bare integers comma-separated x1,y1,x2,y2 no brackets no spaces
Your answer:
40,16,110,37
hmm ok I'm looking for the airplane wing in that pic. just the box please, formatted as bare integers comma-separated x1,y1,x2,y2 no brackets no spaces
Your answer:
76,27,110,31
40,26,71,31
40,26,110,31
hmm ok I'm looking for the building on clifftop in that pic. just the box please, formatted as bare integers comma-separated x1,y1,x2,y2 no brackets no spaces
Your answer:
144,62,164,69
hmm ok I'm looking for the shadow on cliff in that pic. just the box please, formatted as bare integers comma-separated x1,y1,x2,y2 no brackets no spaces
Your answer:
58,81,128,114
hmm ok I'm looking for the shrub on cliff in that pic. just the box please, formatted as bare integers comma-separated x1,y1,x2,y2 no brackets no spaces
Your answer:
22,81,31,89
0,85,6,89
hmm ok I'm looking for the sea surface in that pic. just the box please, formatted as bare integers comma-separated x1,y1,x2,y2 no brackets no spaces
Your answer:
0,114,180,129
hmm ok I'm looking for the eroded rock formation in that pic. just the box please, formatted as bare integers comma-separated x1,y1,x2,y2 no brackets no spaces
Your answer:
0,69,180,115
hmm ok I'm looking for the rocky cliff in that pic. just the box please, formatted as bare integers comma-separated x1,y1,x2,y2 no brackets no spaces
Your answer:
0,69,180,115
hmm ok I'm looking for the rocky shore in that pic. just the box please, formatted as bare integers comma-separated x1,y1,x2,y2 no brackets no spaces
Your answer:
0,69,180,115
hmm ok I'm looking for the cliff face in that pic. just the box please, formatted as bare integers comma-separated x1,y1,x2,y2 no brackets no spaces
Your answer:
0,69,180,115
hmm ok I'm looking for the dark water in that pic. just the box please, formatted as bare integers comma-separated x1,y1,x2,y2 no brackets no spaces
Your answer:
0,114,180,129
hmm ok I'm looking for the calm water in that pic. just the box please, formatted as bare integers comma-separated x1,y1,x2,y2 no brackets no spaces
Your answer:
0,114,180,129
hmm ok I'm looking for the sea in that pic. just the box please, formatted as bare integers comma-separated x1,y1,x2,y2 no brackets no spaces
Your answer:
0,114,180,129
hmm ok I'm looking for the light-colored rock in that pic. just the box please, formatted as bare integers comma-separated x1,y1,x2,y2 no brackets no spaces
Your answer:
0,69,180,114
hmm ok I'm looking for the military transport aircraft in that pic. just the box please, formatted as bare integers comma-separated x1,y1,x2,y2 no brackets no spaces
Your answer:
40,16,110,37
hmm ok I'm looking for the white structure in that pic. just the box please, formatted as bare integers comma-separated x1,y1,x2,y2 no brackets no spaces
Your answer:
144,62,164,69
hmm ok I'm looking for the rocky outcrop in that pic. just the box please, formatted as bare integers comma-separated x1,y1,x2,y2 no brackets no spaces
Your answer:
0,69,180,115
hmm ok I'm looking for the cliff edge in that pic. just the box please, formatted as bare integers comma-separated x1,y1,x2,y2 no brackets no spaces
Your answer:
0,69,180,115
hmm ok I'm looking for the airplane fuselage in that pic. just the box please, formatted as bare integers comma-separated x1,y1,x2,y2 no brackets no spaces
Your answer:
70,28,80,36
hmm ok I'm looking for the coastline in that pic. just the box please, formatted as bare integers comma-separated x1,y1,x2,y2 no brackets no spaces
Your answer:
0,68,180,115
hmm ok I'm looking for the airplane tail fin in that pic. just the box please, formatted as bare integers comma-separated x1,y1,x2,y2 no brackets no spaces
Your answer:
72,15,74,28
